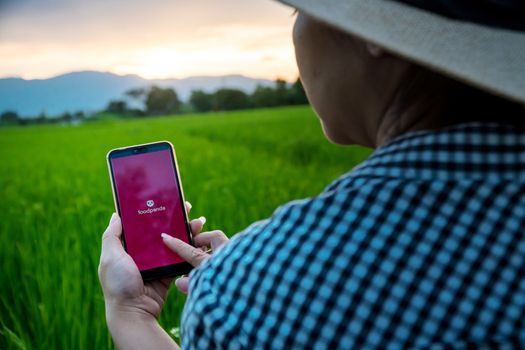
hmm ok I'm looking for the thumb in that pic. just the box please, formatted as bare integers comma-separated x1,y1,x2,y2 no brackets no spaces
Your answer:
101,213,124,256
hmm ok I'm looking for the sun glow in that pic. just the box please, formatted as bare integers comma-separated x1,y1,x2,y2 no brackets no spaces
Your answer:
112,44,297,80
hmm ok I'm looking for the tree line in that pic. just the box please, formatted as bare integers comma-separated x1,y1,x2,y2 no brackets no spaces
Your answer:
107,78,307,116
0,110,86,126
0,78,308,126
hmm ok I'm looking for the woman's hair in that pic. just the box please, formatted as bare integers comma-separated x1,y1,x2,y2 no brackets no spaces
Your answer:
391,63,525,127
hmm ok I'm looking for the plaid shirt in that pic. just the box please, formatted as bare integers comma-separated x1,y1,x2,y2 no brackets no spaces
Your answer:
182,123,525,349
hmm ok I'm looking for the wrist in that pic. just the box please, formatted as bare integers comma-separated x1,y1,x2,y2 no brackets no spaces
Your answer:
104,301,179,350
105,298,159,330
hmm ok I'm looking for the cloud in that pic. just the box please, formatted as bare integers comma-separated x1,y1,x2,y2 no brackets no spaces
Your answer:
0,0,298,79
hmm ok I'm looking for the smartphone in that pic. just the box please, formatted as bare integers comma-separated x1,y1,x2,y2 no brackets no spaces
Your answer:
106,141,193,280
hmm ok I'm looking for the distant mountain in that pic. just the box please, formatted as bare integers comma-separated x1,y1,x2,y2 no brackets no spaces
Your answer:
0,71,275,117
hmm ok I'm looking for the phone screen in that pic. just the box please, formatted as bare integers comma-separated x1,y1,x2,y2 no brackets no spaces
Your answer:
109,148,189,271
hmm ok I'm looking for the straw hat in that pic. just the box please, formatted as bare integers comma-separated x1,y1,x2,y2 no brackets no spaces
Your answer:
276,0,525,103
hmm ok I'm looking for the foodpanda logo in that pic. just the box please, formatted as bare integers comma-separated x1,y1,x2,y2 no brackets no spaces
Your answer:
138,199,166,215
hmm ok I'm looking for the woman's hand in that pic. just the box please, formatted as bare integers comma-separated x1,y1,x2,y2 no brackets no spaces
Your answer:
161,226,229,295
98,201,208,349
98,201,205,321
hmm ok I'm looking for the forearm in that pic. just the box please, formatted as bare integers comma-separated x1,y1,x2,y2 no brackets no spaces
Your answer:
106,304,180,350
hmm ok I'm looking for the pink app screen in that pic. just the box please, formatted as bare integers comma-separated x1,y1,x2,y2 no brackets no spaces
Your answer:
111,149,188,271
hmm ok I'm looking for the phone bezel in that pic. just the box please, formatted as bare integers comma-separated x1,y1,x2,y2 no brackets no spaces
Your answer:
106,140,193,281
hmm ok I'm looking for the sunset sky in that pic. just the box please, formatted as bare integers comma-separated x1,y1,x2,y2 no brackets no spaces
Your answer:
0,0,298,80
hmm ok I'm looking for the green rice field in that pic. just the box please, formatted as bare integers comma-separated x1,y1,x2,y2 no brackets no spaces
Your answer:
0,106,371,349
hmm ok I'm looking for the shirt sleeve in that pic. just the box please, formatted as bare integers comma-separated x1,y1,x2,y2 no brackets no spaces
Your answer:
180,215,274,349
179,198,316,349
181,264,239,349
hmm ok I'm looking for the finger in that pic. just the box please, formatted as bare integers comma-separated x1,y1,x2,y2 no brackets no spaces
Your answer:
175,276,189,294
161,233,209,267
159,277,174,289
193,230,228,251
184,201,192,215
101,213,124,256
190,216,206,236
147,277,174,301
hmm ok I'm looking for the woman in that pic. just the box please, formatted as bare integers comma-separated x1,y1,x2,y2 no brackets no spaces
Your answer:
99,0,525,348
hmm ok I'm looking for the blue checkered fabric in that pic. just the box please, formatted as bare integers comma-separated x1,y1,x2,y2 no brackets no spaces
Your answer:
181,123,525,349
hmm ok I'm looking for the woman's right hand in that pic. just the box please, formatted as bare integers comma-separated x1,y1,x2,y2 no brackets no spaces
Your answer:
165,228,229,295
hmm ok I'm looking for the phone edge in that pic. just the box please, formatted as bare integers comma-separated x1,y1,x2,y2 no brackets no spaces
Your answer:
105,140,194,279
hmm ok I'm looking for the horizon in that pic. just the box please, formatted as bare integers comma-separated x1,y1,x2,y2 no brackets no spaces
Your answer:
0,69,294,82
0,0,298,81
0,69,296,117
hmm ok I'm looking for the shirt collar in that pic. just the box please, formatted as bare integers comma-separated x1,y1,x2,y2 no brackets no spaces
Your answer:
351,123,525,182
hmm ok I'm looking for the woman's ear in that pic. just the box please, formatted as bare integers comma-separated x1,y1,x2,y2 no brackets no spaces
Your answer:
366,42,384,57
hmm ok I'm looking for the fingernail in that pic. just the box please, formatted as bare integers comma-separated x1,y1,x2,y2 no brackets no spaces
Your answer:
199,216,206,225
186,201,192,209
161,233,171,240
109,213,117,223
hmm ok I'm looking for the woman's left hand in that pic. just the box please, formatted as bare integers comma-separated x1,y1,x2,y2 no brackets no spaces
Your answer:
98,201,205,322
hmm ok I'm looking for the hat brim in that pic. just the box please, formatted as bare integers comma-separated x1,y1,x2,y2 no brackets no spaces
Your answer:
278,0,525,103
